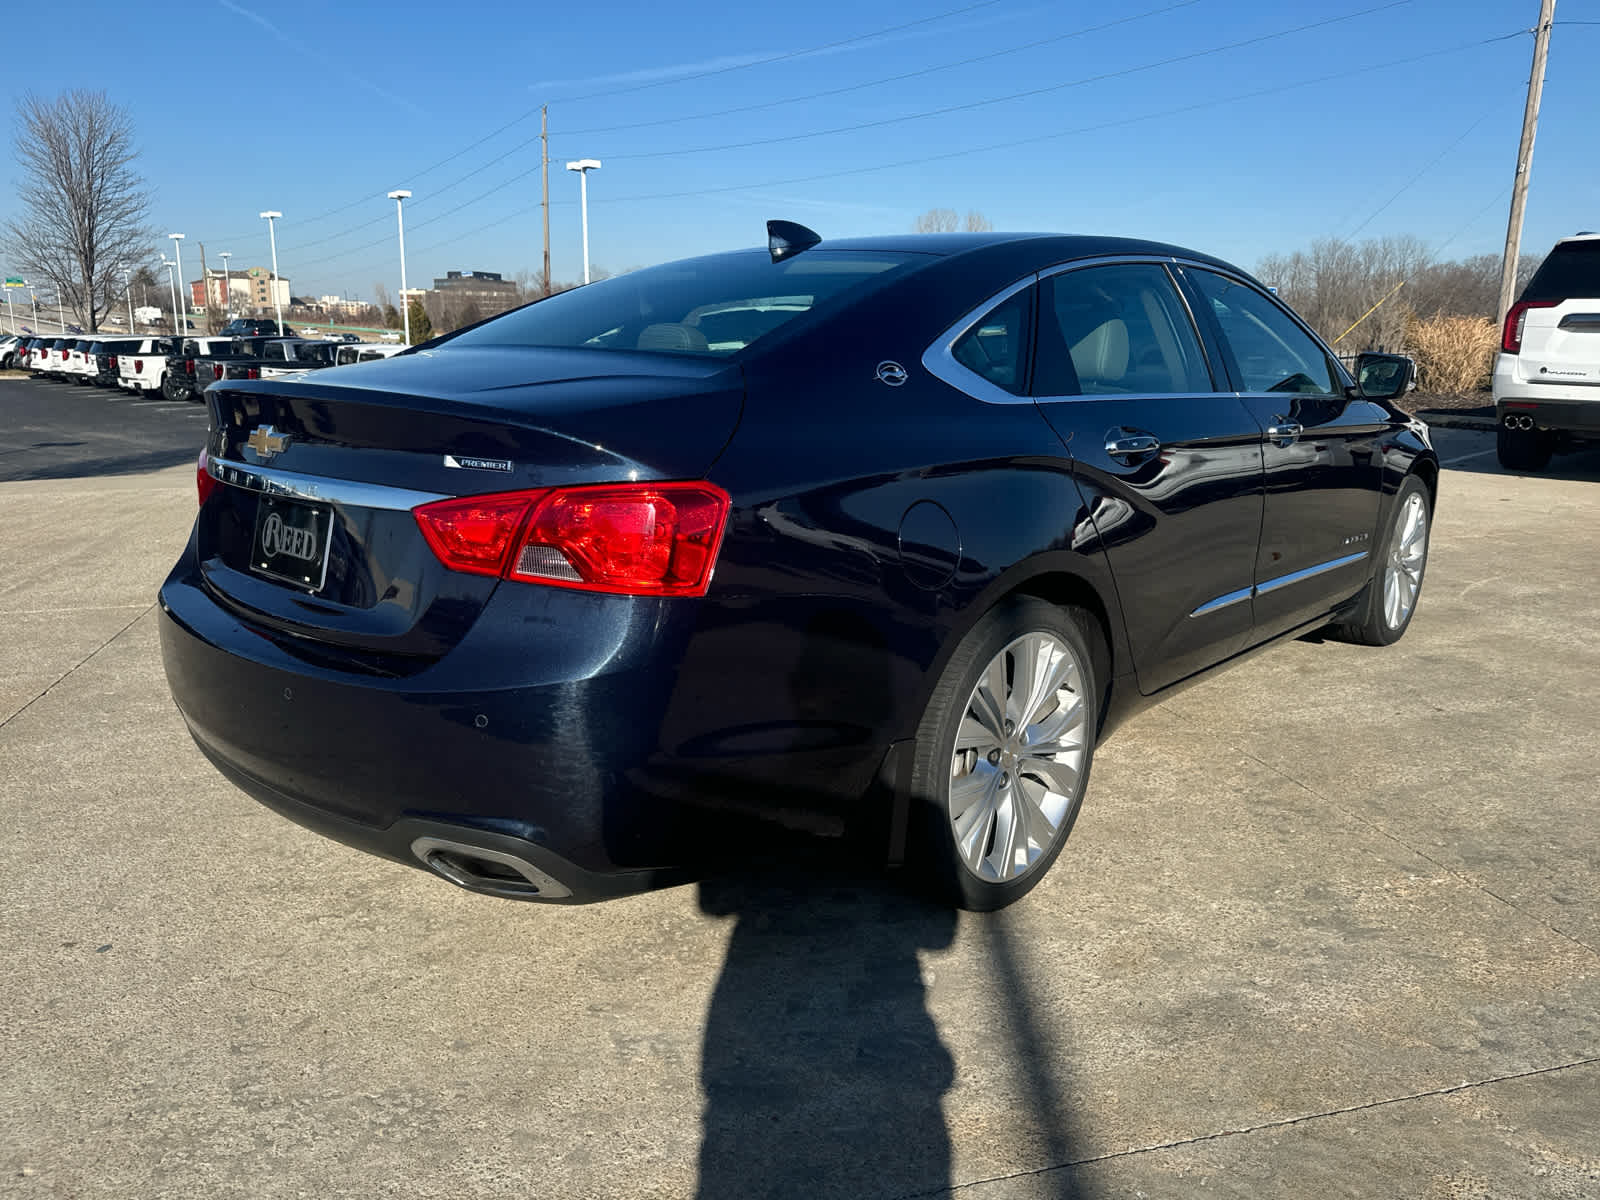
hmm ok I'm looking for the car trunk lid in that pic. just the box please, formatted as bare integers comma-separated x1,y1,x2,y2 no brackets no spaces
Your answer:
197,346,743,667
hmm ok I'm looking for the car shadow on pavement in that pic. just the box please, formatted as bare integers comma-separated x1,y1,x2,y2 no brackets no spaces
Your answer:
693,853,1087,1200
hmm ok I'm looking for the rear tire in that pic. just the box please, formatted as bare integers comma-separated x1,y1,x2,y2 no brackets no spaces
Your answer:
161,373,189,403
1497,425,1552,472
909,596,1102,911
1328,475,1431,647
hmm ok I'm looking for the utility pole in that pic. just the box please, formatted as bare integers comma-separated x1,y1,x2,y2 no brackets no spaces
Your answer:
541,105,551,297
1498,0,1557,325
198,242,211,334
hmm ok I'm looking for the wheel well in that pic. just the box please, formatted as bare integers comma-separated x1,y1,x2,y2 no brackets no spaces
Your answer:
1411,456,1438,509
1009,572,1116,721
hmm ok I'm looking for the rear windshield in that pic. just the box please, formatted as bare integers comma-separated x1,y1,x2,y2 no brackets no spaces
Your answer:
1521,239,1600,303
450,249,921,358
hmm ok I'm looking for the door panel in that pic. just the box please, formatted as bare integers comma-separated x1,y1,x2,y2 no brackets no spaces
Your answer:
1031,262,1265,694
1179,268,1384,640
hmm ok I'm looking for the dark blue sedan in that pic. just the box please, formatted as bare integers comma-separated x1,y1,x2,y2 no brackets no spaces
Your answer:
159,224,1435,910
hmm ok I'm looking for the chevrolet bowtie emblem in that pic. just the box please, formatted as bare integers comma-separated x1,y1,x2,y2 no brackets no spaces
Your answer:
246,425,290,460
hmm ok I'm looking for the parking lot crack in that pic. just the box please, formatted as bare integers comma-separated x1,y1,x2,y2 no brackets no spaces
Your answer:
907,1057,1600,1197
0,602,154,734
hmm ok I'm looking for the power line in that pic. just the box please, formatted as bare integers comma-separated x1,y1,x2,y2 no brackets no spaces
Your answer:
294,29,1528,289
293,0,1418,270
596,0,1416,162
207,0,1008,242
234,0,1210,256
1337,99,1508,241
561,0,1206,137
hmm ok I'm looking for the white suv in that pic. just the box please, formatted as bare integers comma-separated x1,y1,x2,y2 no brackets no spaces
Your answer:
1494,232,1600,470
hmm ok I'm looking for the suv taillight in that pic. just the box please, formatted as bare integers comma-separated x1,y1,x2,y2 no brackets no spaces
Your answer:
1502,299,1557,353
413,482,731,597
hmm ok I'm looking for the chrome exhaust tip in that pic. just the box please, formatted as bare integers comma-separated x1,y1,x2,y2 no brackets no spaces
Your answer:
410,836,574,900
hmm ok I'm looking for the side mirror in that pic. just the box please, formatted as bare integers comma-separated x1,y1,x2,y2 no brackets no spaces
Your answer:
1355,352,1415,401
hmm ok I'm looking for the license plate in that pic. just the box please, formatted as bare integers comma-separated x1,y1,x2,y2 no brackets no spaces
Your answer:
250,495,333,591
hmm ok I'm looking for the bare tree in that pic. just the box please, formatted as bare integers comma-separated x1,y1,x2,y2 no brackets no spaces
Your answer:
2,90,153,332
915,208,993,234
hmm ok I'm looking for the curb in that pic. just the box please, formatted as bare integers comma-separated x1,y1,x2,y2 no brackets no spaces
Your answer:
1414,411,1497,433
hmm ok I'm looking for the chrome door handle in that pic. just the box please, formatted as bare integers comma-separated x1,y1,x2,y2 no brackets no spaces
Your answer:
1105,434,1161,458
1266,422,1303,441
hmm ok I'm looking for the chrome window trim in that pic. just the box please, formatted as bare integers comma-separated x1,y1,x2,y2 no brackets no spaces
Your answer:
1190,551,1369,618
921,273,1040,406
208,455,448,511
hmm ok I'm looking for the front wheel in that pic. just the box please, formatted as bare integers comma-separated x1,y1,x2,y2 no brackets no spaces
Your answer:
1329,475,1431,647
910,596,1102,911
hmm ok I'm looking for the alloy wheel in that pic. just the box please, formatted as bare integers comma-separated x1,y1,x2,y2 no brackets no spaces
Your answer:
948,632,1089,883
1383,492,1427,630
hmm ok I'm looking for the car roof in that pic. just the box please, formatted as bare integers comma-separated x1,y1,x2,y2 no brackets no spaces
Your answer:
766,231,1239,270
1552,231,1600,247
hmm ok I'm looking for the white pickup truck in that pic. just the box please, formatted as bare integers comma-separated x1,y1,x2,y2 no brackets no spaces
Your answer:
116,338,177,393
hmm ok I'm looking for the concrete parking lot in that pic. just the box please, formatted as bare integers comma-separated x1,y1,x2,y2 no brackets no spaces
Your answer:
2,380,1597,1198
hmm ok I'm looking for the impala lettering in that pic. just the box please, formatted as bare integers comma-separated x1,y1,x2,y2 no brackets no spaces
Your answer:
260,513,317,562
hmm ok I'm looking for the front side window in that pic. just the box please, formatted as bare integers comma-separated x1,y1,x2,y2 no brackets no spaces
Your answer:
1187,270,1339,395
450,249,920,358
1033,263,1212,396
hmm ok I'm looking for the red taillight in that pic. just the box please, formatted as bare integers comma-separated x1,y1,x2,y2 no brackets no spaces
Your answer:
246,367,259,379
108,356,117,370
213,364,224,379
185,358,195,373
1501,299,1556,353
196,448,218,507
413,482,731,597
134,358,143,372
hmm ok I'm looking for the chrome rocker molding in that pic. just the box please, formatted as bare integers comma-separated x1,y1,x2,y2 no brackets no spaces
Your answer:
208,455,448,511
1190,551,1369,618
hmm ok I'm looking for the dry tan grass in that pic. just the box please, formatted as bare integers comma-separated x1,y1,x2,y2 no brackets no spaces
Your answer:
1404,313,1499,395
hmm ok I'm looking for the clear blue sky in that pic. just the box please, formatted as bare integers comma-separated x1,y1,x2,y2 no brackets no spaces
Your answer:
3,0,1596,300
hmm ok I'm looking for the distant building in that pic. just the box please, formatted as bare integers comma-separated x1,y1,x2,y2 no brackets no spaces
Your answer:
429,270,519,317
190,266,287,314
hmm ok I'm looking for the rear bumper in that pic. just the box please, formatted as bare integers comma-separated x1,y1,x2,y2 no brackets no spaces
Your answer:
1494,397,1600,436
1494,358,1600,434
157,553,705,902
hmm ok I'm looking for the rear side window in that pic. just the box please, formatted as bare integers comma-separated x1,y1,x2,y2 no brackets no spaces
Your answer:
451,249,921,358
1033,263,1211,396
1520,240,1600,303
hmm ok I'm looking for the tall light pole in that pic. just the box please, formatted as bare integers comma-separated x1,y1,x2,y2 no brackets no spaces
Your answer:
259,211,284,336
28,284,38,331
219,252,232,318
160,256,180,336
565,159,601,285
123,266,133,331
167,233,186,331
388,189,412,345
